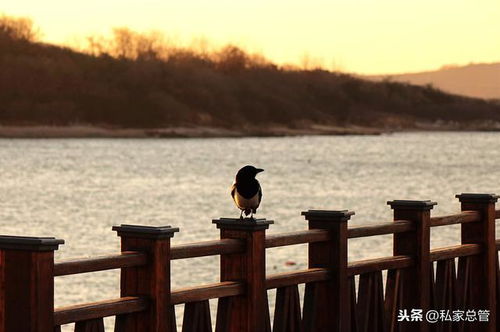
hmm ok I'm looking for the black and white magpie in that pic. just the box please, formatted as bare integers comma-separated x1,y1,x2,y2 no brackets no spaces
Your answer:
231,165,264,219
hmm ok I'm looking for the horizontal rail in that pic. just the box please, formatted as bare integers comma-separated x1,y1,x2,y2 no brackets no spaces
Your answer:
54,251,147,276
171,238,244,260
497,239,500,251
496,209,500,219
347,255,413,276
171,281,244,305
430,211,481,227
265,230,329,248
266,268,329,289
265,221,415,248
265,210,491,247
430,244,482,261
347,220,413,238
171,269,331,304
54,297,147,325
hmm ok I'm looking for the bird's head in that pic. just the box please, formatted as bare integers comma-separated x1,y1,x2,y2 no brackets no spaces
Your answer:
236,165,264,181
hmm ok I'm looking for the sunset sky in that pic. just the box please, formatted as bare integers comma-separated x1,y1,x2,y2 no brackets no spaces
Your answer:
3,0,500,74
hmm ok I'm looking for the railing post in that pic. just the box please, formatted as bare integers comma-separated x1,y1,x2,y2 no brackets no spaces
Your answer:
113,224,179,332
388,200,435,332
301,209,354,332
456,193,497,331
212,217,273,332
0,235,64,332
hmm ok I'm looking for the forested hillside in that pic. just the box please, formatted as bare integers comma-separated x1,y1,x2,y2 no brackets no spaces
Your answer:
1,15,500,134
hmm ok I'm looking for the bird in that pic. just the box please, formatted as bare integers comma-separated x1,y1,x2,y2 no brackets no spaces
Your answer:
231,165,264,219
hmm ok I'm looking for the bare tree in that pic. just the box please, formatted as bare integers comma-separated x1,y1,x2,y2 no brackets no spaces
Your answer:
0,14,40,41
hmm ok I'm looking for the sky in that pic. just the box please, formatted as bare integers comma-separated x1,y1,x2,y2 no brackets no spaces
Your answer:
2,0,500,74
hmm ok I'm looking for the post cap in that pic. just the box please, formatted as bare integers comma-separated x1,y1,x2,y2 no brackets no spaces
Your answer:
455,193,499,203
212,218,273,231
0,235,64,251
112,224,179,239
387,200,437,210
301,210,354,222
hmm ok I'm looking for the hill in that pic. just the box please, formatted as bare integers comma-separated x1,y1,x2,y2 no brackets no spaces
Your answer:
367,63,500,100
1,15,500,137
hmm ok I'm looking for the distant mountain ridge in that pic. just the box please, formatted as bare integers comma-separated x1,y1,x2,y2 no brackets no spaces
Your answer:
366,63,500,100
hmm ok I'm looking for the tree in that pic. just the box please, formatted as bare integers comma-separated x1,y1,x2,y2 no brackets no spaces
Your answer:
0,14,40,41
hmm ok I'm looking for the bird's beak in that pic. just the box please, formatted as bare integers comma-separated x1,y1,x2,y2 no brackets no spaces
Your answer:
256,168,264,173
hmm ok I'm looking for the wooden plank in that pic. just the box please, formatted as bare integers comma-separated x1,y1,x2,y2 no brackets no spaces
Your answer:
214,218,273,332
432,259,456,332
215,297,231,332
265,229,330,248
54,297,148,325
348,220,414,238
457,193,498,331
0,249,58,332
266,268,329,289
456,255,471,308
455,256,471,331
430,244,481,262
0,251,5,329
273,285,302,332
115,306,177,332
347,255,413,276
496,253,500,330
135,238,152,332
356,271,384,332
182,300,212,332
305,274,358,330
384,269,403,332
430,210,481,227
389,200,435,332
302,210,353,332
302,282,321,332
119,237,138,332
429,264,435,328
113,224,178,332
495,209,500,219
348,276,357,332
171,281,244,305
264,290,271,332
74,318,105,332
54,251,147,276
171,239,244,260
170,305,177,332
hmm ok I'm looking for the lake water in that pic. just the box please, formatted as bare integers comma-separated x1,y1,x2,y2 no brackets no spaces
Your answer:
1,132,499,330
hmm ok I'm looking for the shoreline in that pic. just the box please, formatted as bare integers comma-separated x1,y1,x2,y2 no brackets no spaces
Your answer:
0,124,498,138
0,125,386,138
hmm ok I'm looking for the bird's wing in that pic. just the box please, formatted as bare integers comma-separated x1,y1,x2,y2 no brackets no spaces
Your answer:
258,185,263,204
230,183,236,199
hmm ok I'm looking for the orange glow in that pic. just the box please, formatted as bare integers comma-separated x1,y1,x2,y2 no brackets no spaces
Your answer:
2,0,500,74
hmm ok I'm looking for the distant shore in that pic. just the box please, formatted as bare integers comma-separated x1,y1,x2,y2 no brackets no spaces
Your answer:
0,124,498,138
0,125,386,138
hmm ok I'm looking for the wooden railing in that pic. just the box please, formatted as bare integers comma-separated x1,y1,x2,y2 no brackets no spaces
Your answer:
0,193,498,332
